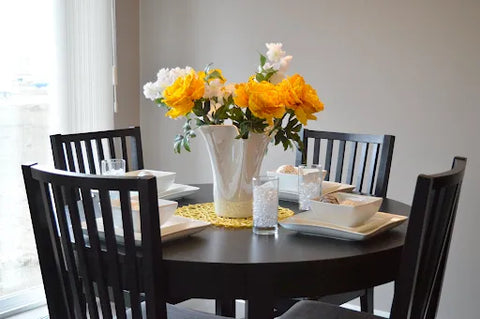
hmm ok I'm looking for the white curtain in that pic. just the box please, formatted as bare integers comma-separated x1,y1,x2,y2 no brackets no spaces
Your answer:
54,0,115,133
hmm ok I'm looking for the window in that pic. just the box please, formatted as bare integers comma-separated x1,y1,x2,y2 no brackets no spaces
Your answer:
0,0,115,316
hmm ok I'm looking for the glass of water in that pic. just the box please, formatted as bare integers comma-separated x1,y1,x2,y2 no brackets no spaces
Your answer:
298,164,323,211
101,159,126,175
252,176,279,235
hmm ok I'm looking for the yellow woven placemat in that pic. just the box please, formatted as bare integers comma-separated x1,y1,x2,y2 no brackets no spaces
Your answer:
175,202,294,228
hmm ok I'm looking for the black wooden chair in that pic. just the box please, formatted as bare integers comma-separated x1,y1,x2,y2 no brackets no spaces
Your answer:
50,126,144,174
275,129,396,315
281,156,467,319
296,129,395,197
21,164,230,319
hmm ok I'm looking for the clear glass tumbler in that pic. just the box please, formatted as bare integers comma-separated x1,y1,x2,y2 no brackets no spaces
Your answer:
298,164,323,211
252,176,279,235
101,158,126,175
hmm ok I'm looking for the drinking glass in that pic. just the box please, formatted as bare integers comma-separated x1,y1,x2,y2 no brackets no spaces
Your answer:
298,164,323,211
252,176,279,235
101,159,126,175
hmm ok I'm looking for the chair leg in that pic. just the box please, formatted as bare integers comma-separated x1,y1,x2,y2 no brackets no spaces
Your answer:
215,298,236,317
360,287,374,314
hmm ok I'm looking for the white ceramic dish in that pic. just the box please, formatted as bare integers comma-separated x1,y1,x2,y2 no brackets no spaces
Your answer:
279,211,407,241
158,184,200,200
278,181,355,202
111,198,178,232
307,193,383,227
125,169,176,193
82,215,210,243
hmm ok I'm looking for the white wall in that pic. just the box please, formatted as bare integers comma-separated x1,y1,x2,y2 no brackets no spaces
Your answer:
139,1,480,317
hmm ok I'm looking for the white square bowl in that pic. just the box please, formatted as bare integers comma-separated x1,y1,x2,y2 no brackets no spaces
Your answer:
125,169,176,193
305,193,383,227
112,198,178,232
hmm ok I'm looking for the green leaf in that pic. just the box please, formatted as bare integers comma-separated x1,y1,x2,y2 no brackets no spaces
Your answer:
255,73,264,82
182,138,191,152
260,54,267,67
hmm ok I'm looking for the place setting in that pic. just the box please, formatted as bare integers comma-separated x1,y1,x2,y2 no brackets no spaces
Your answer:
82,159,207,243
271,164,408,241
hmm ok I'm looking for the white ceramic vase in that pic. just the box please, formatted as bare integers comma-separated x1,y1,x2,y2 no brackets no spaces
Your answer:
199,125,270,218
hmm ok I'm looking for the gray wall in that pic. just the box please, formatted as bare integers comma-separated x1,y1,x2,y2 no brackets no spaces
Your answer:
139,0,480,317
114,0,140,128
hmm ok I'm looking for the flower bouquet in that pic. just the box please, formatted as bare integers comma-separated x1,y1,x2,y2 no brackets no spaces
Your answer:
144,43,324,153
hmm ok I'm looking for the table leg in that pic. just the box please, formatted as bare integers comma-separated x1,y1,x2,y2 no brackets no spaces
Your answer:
360,287,374,314
215,298,236,317
245,298,275,319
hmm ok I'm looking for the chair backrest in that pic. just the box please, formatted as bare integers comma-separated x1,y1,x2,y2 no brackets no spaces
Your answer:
295,129,395,197
22,164,166,319
390,157,466,319
50,127,144,174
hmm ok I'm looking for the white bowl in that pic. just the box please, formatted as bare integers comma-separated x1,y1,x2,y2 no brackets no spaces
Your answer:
268,169,327,192
125,169,176,193
305,193,383,227
112,198,178,232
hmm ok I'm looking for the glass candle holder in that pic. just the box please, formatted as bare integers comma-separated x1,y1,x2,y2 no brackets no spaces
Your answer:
101,159,126,176
298,164,323,211
252,176,279,235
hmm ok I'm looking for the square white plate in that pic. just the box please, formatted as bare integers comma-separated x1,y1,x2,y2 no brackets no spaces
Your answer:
279,181,355,202
82,215,210,243
279,211,407,241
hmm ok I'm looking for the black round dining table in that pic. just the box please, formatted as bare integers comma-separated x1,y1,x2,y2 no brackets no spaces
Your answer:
161,184,410,319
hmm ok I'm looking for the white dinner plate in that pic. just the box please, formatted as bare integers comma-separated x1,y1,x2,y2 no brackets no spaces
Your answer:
158,183,200,200
279,181,355,202
82,215,210,244
279,211,407,241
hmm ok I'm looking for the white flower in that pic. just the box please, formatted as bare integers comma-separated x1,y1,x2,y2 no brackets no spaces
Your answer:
203,79,224,100
222,83,236,98
154,66,194,97
143,81,162,101
265,43,286,63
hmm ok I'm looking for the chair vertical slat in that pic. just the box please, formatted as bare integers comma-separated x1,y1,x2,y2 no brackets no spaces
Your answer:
32,178,73,317
98,189,127,319
119,189,142,318
356,143,368,193
374,135,395,197
324,139,333,180
81,188,113,319
64,185,100,319
138,178,168,319
335,140,346,183
65,142,76,173
96,138,105,162
345,142,358,185
50,135,68,171
121,136,130,171
74,141,86,173
366,144,380,195
132,128,144,170
85,141,97,174
50,184,88,318
312,138,321,165
108,137,116,159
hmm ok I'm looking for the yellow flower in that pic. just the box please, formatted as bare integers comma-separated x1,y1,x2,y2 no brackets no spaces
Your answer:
234,79,286,124
163,70,205,118
280,74,324,125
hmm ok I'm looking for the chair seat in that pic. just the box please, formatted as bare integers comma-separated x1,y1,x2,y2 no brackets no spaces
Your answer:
126,302,231,319
280,300,384,319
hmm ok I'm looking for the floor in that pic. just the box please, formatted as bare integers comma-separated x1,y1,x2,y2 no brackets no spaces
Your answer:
6,299,391,318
